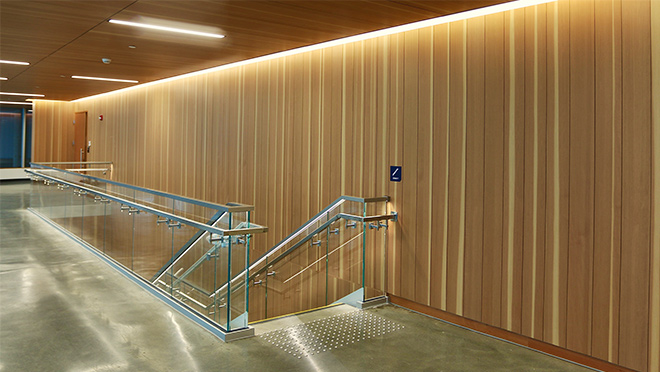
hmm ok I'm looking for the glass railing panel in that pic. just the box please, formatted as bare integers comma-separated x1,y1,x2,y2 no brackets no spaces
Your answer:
69,189,85,239
213,241,230,330
74,169,111,180
41,181,58,219
363,200,388,301
48,184,75,236
151,202,221,293
223,210,250,330
81,192,108,253
212,209,233,231
337,199,365,216
248,199,345,278
363,223,387,301
228,236,248,330
327,219,364,305
159,220,205,292
30,179,55,217
172,199,218,225
261,227,329,320
28,179,44,214
157,228,223,326
132,210,175,280
133,190,169,216
104,183,136,202
103,199,135,269
248,257,268,321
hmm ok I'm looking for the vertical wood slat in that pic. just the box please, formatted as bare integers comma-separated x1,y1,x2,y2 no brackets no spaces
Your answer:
446,20,466,316
534,4,548,341
592,0,622,362
429,23,450,312
463,16,485,321
619,0,652,370
522,6,536,338
522,4,548,340
429,25,450,310
415,27,433,305
481,12,504,328
26,1,657,369
650,1,660,371
387,33,404,298
543,0,559,346
555,0,571,350
400,29,419,302
566,0,595,355
501,8,526,334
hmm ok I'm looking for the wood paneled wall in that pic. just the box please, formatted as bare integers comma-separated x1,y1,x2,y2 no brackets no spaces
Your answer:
34,0,660,370
33,100,74,163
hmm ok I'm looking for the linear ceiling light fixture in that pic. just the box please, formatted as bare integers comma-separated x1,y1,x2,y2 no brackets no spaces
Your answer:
109,19,225,39
76,0,554,102
0,101,33,105
0,92,45,97
0,60,30,65
0,77,7,81
72,75,138,83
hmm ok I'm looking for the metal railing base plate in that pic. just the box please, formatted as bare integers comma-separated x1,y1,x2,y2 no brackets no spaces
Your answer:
356,296,388,309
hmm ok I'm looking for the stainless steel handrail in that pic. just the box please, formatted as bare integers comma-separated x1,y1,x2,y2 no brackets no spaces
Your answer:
209,207,396,300
31,163,251,214
26,169,268,237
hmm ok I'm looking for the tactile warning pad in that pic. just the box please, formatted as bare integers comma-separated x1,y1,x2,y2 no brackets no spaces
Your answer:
260,310,404,358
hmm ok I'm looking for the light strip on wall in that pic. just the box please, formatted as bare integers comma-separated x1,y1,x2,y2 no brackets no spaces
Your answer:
0,101,33,105
0,92,45,97
73,0,555,103
109,19,225,39
72,75,139,83
0,60,30,65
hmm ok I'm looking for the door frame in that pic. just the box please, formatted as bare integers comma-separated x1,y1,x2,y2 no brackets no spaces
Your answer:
74,111,88,163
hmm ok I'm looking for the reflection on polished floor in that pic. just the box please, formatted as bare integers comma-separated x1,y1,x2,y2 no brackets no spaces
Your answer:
0,181,595,372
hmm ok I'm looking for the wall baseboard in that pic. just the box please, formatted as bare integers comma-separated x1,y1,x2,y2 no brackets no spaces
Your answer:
388,294,636,372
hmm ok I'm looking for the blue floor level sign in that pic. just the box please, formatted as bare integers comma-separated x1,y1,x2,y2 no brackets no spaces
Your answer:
390,166,401,182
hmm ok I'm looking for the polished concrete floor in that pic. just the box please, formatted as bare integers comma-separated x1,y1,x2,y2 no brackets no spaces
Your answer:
0,181,595,372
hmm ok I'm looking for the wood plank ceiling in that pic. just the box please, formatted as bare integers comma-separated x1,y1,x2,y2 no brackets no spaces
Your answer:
0,0,508,103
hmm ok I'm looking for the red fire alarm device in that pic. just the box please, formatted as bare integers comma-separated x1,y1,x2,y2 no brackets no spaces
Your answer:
99,115,103,121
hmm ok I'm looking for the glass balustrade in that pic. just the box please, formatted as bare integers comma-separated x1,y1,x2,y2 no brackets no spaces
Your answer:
246,196,394,322
26,164,267,338
26,163,395,339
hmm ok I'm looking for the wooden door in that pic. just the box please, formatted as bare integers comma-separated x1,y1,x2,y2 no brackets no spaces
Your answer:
74,112,87,163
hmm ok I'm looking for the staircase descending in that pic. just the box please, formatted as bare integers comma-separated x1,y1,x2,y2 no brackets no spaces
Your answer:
26,162,396,340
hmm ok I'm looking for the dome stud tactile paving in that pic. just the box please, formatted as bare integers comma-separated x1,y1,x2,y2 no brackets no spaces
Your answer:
259,310,404,359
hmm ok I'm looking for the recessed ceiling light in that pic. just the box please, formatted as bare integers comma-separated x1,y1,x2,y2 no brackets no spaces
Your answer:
0,92,45,97
0,101,33,105
109,19,225,39
0,60,29,65
128,45,137,49
72,75,138,83
0,77,7,80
